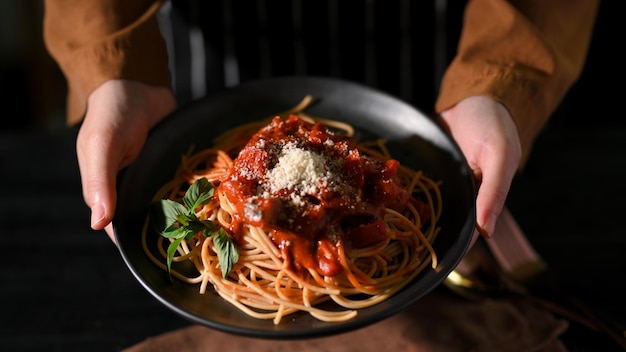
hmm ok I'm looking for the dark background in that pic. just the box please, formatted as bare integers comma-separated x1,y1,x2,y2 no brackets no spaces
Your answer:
1,1,624,351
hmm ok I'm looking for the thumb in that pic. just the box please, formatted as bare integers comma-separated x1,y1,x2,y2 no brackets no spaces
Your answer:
76,128,120,239
474,161,511,238
473,129,521,238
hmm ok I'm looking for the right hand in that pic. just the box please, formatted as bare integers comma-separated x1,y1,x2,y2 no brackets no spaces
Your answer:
438,96,522,239
76,79,176,243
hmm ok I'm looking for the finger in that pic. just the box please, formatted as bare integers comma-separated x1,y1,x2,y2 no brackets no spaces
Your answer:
76,129,119,232
474,146,519,238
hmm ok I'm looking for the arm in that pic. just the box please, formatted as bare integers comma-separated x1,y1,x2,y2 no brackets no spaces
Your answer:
436,0,599,237
43,0,176,242
43,0,171,124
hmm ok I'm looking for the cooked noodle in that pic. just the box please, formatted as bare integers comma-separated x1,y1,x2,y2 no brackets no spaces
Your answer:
142,96,442,324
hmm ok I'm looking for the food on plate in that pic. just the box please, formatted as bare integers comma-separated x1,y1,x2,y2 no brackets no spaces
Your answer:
144,97,442,324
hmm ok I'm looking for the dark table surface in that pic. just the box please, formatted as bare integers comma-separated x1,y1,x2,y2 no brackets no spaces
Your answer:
1,111,625,351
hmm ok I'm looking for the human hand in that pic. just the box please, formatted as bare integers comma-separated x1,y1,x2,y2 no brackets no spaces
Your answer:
76,79,176,243
438,96,522,238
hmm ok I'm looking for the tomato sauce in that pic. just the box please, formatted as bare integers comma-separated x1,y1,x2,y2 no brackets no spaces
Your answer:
217,115,410,277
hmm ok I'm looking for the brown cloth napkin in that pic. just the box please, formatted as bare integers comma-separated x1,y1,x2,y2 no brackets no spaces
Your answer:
123,289,569,352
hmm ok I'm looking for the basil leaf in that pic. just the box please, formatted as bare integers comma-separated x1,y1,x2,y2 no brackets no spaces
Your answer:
185,221,207,237
166,237,185,273
213,228,239,278
200,220,217,232
151,199,188,233
150,176,234,278
161,225,186,239
184,178,215,211
175,213,190,227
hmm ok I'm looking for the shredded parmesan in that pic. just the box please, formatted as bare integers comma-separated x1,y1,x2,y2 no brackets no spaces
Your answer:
267,145,324,191
262,143,344,207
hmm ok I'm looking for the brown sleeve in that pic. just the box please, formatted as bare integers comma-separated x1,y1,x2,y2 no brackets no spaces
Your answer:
435,0,599,164
43,0,171,125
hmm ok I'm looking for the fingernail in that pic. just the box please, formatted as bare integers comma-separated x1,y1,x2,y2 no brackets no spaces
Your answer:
476,223,491,238
477,213,497,239
91,203,106,229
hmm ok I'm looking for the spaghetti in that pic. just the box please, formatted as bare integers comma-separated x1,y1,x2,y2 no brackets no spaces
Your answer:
143,97,442,324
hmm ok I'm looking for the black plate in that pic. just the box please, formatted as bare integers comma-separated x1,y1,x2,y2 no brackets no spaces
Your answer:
113,76,476,339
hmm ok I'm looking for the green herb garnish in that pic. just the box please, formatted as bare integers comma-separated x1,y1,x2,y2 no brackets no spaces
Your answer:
150,177,239,278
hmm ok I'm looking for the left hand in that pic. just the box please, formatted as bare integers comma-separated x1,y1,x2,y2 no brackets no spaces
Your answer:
76,79,177,242
438,96,522,238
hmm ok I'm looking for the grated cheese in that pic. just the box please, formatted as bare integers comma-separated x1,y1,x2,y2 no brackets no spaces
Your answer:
267,145,323,191
264,143,341,206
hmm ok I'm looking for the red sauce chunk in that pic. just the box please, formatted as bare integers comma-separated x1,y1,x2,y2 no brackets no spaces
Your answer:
217,115,410,277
